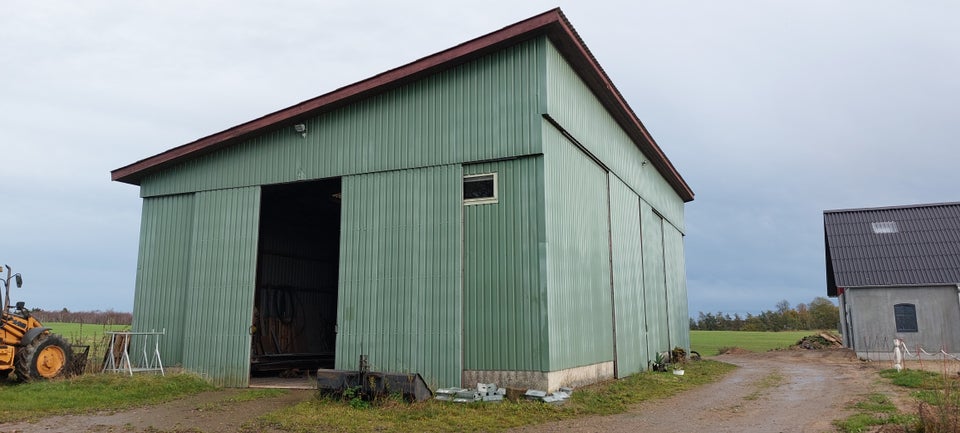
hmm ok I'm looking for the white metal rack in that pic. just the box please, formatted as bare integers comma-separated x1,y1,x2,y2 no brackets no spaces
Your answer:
102,329,165,376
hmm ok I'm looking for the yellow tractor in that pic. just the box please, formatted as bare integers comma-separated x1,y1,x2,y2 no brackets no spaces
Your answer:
0,265,72,380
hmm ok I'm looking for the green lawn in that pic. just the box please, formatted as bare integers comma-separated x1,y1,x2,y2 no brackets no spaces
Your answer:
690,330,815,356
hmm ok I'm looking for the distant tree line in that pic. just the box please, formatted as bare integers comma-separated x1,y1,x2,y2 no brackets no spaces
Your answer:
690,297,839,331
30,308,132,325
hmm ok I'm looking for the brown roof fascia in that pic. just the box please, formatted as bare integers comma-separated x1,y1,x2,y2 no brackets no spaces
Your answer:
111,8,694,202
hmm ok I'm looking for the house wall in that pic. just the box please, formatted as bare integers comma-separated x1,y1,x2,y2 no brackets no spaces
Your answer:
845,285,960,356
138,38,546,198
336,165,462,389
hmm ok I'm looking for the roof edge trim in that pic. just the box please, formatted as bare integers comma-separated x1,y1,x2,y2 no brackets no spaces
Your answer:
111,8,694,202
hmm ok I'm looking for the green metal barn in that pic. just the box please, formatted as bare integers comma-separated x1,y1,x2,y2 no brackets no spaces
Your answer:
111,8,694,390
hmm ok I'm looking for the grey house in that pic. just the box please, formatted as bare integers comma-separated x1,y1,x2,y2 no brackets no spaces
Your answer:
111,9,694,389
824,202,960,358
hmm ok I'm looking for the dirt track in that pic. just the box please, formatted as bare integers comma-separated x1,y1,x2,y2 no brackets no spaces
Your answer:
513,349,895,433
0,349,898,433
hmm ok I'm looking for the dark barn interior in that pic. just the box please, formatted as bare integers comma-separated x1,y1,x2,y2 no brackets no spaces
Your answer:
252,178,341,376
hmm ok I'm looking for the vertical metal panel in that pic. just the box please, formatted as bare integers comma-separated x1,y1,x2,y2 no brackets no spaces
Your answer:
181,187,260,387
542,123,613,371
463,157,547,372
641,201,669,356
663,223,690,351
608,175,648,376
139,38,546,199
336,165,462,388
544,41,685,232
131,193,195,365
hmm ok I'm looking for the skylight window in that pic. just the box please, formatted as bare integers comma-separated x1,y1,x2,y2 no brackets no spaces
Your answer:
871,221,899,234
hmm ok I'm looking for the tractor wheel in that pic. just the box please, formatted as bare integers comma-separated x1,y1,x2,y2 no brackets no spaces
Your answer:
16,334,73,381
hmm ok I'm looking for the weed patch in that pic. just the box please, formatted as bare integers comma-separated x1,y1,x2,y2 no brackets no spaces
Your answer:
834,393,917,433
744,370,784,401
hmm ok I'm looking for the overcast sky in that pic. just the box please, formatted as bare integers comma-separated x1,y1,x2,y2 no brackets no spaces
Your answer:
1,1,957,317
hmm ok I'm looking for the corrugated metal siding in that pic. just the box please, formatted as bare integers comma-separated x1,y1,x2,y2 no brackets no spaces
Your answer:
608,175,648,377
138,38,546,198
181,187,261,387
542,123,613,371
544,40,685,232
463,157,547,372
336,165,462,388
641,201,669,356
824,202,960,292
663,222,690,351
131,193,195,365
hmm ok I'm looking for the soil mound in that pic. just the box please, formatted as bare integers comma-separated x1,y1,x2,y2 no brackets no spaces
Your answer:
794,332,843,350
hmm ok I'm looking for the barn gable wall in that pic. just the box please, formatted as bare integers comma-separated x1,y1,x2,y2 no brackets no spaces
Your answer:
138,38,546,198
543,41,685,232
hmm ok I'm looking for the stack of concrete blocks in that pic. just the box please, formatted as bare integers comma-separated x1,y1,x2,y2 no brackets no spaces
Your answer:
524,387,574,404
434,383,507,403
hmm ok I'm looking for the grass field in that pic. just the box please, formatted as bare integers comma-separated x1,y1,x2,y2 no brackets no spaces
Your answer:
44,322,129,346
690,330,817,356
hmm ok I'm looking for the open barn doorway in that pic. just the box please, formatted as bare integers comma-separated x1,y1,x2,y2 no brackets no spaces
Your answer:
251,178,341,385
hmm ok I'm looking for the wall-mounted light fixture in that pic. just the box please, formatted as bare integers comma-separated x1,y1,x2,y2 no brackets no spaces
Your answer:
294,123,307,138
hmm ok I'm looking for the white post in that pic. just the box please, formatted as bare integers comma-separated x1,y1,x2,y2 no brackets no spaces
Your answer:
893,338,903,372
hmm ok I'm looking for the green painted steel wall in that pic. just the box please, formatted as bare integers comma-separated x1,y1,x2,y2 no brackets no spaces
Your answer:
139,39,546,198
542,123,614,371
181,187,261,387
131,193,195,365
336,165,462,388
641,201,670,356
544,41,685,232
462,157,548,372
608,175,649,377
663,223,690,351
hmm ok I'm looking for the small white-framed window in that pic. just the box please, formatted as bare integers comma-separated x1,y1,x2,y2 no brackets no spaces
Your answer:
463,173,498,205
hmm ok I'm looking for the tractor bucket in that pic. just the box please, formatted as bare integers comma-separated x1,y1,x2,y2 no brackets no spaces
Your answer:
316,368,433,402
